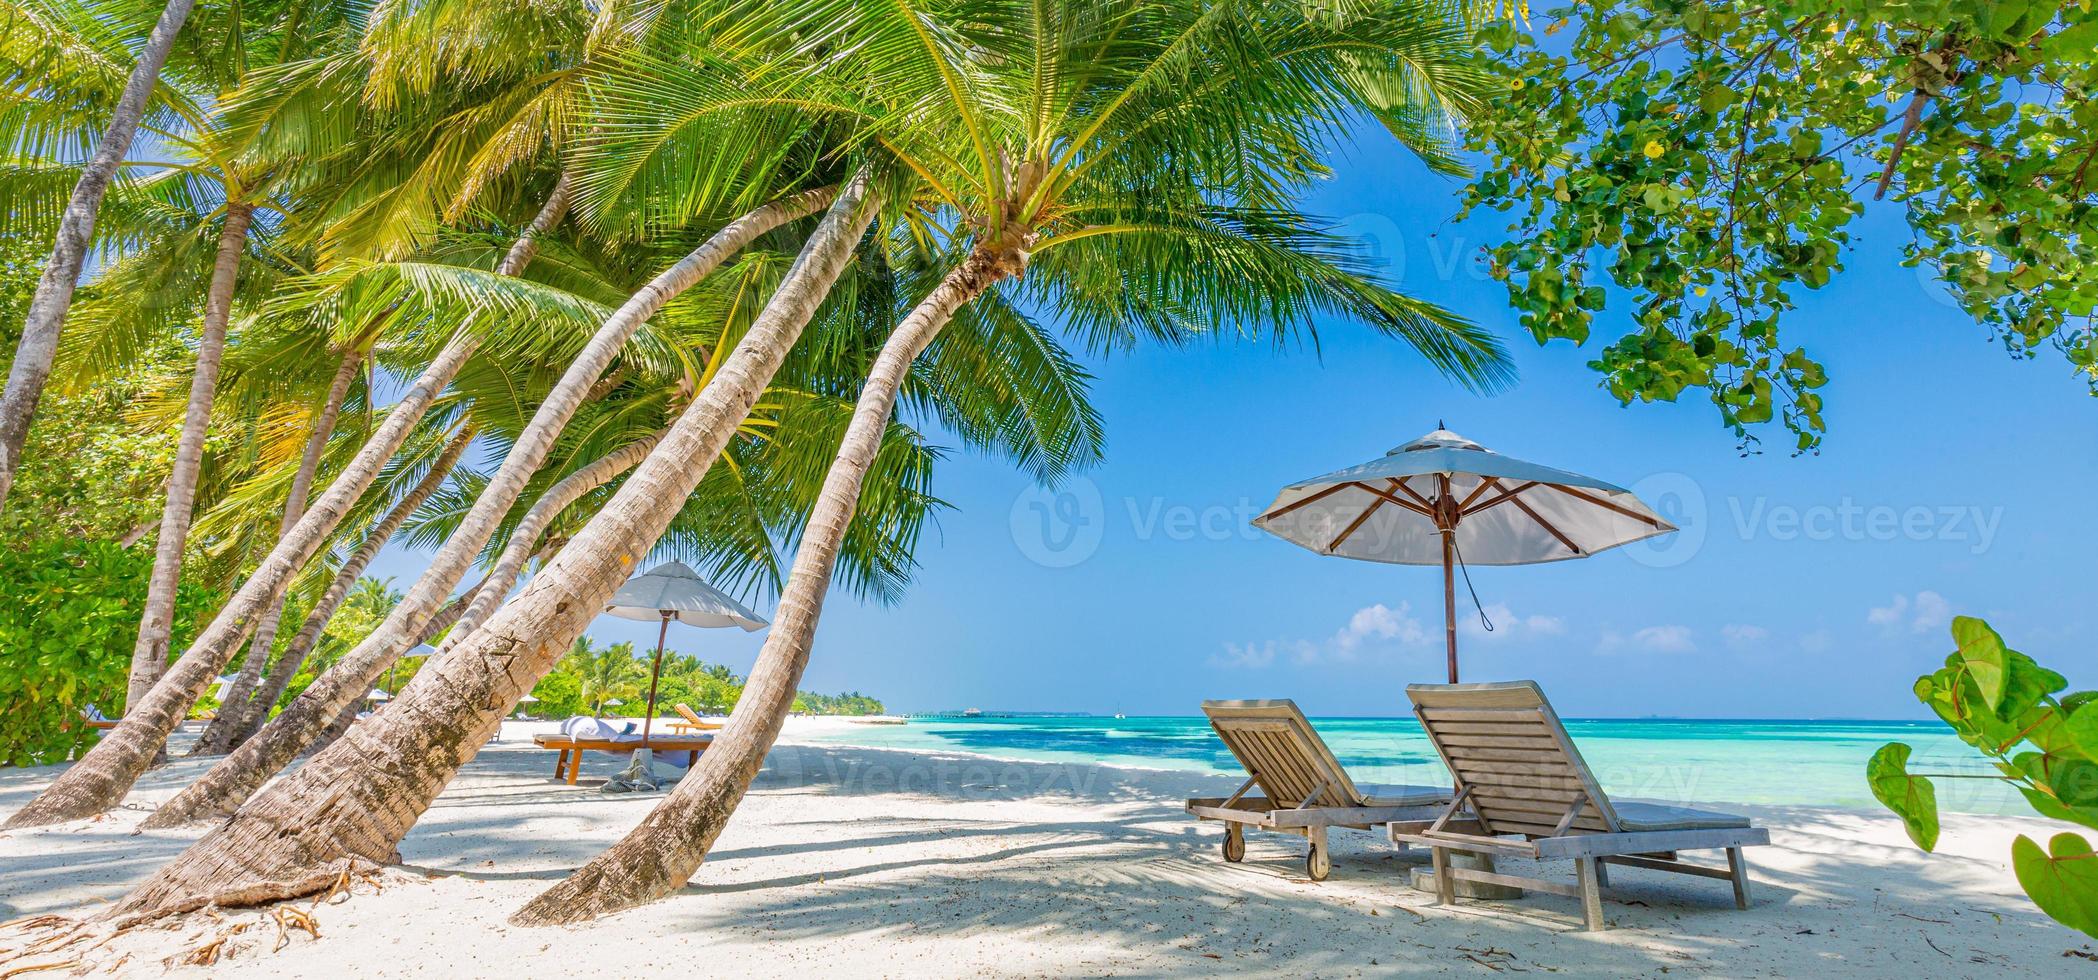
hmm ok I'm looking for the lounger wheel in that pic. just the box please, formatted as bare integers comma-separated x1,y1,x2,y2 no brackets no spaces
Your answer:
1222,825,1245,863
1305,842,1330,881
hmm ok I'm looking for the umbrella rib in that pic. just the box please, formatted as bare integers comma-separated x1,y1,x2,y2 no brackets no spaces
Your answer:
1347,481,1434,518
1542,483,1664,527
1506,492,1583,556
1258,481,1359,522
1388,479,1438,511
1462,480,1542,518
1457,478,1501,510
1323,495,1389,553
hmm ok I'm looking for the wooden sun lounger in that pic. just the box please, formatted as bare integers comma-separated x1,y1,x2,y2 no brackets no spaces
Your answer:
1186,699,1447,881
532,732,713,785
1388,681,1769,931
667,703,722,734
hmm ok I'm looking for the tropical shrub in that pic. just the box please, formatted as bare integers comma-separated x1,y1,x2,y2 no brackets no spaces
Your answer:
0,537,217,765
1870,615,2098,938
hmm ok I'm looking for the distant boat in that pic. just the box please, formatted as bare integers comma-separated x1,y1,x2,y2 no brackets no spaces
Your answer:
962,708,982,717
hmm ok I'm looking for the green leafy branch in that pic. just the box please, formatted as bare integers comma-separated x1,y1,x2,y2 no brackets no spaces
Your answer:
1870,615,2098,938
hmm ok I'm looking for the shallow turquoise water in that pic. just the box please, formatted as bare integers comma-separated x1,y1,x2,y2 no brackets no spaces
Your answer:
806,715,2024,814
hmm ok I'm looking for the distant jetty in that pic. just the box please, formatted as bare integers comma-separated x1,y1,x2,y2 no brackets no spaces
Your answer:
910,710,1096,719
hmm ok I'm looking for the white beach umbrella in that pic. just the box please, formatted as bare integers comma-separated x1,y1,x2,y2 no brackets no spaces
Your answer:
366,688,391,702
603,561,767,742
1253,426,1675,683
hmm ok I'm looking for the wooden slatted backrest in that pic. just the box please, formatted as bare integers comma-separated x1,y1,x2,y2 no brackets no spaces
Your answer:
1202,700,1366,808
1406,681,1620,838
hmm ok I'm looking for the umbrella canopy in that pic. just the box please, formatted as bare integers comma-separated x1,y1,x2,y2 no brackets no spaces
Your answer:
604,561,767,630
366,688,391,702
1254,427,1675,681
601,561,770,745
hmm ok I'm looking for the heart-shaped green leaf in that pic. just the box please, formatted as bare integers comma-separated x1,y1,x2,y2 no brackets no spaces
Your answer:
2012,833,2098,940
2066,700,2098,761
1951,616,2008,711
1867,742,1939,851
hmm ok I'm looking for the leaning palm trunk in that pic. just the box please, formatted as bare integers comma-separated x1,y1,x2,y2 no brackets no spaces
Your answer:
145,426,624,826
514,242,1021,925
438,430,665,648
127,201,256,708
0,0,198,515
197,349,364,755
302,585,479,756
112,175,876,918
201,420,469,758
126,185,840,827
2,181,571,830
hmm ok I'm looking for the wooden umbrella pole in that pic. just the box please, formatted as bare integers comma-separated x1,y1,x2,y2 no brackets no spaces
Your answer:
1438,474,1459,684
642,612,670,741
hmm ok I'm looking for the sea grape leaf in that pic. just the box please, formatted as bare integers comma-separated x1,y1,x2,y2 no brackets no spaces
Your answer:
2066,699,2098,760
2027,708,2092,763
2019,786,2098,835
1997,650,2068,722
1868,743,1940,851
1952,617,2008,711
2012,833,2098,940
2015,753,2098,807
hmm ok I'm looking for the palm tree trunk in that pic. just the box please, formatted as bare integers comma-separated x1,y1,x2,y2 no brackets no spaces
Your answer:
514,243,1020,925
127,200,256,709
197,349,364,755
438,430,665,648
2,180,570,830
140,426,551,827
126,185,837,830
205,417,466,758
0,0,198,515
112,174,877,918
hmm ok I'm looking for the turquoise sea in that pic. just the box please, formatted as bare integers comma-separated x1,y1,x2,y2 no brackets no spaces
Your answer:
807,715,2027,815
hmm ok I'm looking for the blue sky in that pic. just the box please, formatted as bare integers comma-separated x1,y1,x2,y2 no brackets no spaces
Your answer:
375,125,2096,721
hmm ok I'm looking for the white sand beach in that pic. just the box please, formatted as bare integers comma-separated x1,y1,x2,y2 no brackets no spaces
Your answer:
0,719,2083,977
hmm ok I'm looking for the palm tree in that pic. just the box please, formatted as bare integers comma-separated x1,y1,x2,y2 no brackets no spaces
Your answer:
0,184,576,830
515,0,1504,923
571,639,643,715
198,424,479,751
110,0,1503,920
0,0,199,515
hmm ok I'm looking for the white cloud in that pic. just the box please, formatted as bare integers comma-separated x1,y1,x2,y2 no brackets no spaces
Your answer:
1461,603,1567,642
1632,625,1696,653
1910,591,1952,633
1213,602,1427,669
1869,591,1953,634
1600,625,1696,655
1721,624,1770,650
1209,642,1278,670
1332,602,1425,653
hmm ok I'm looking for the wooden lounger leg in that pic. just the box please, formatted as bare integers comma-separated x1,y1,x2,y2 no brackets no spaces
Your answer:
553,749,568,781
1727,847,1751,909
1577,858,1605,931
1431,846,1454,906
1593,859,1610,888
1305,826,1330,881
567,749,581,785
687,750,698,768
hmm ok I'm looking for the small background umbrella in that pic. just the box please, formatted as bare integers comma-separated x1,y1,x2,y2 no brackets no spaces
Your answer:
1254,427,1675,683
602,561,768,741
